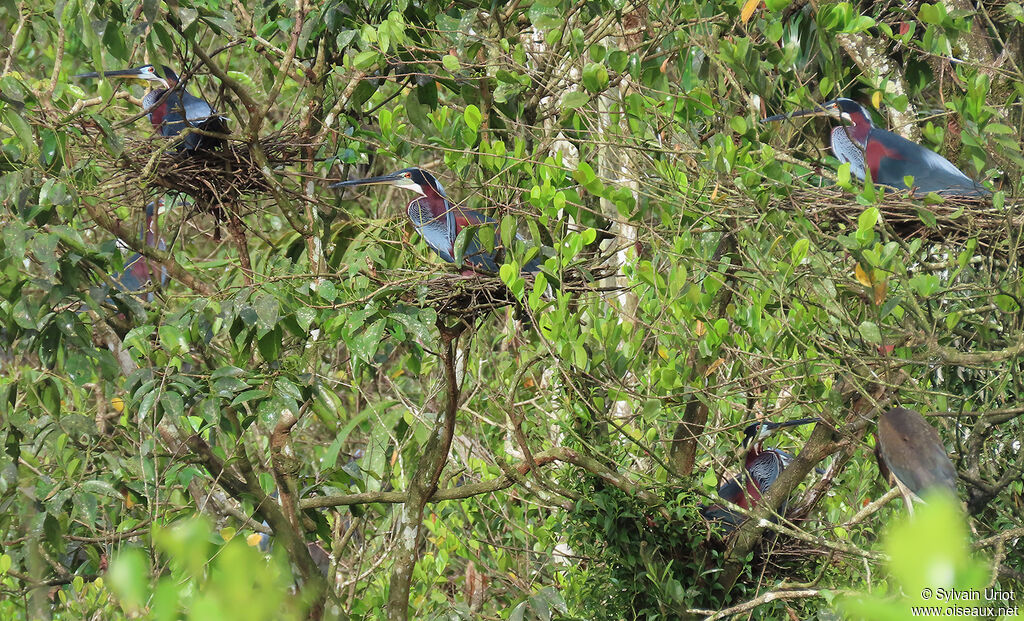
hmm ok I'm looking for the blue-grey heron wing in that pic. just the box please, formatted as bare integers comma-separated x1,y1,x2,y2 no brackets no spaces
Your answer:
868,128,988,197
453,206,501,272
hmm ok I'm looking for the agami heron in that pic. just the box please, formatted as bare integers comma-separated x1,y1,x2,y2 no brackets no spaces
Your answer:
876,408,957,509
701,417,819,532
763,98,988,197
74,65,228,152
110,198,167,301
332,167,541,273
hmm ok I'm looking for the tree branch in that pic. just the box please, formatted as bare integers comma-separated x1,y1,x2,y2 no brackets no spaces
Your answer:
387,320,466,621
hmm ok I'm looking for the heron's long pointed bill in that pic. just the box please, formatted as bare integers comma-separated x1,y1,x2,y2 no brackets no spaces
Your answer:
330,173,405,189
775,417,821,429
73,68,150,80
761,108,831,124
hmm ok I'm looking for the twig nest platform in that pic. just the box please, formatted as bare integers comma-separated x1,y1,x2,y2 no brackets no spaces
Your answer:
778,187,1014,249
366,258,620,318
94,132,318,217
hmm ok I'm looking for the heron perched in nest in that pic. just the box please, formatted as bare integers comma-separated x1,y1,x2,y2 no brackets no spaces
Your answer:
701,417,820,533
763,98,989,197
75,64,229,152
332,167,542,274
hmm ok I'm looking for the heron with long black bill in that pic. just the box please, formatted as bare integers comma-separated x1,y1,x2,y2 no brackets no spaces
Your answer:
701,417,820,533
74,64,228,152
875,407,957,514
332,167,542,273
762,98,989,197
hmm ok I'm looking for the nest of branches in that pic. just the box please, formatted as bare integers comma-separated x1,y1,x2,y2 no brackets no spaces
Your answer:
753,533,838,578
370,255,622,318
781,187,1024,254
96,131,319,218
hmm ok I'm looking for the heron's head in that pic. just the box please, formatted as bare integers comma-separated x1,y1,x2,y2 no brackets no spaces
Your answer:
74,64,173,89
762,98,871,127
741,417,820,449
331,167,445,197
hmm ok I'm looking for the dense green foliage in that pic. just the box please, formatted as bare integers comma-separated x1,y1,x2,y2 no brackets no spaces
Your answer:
1,0,1023,619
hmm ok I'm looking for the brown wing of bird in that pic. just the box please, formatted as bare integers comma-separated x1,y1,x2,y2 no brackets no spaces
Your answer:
877,408,957,497
872,431,892,484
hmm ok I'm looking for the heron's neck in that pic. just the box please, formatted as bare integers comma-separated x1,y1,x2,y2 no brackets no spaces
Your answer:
845,110,872,144
421,183,444,201
745,442,764,465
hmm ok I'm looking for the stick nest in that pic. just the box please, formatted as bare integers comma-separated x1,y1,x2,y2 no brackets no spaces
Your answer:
96,132,319,216
778,186,1021,252
369,256,622,318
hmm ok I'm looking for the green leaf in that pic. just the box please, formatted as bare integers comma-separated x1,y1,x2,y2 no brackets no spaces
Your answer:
477,224,495,253
295,307,316,332
442,55,460,72
317,280,337,302
213,377,249,398
500,216,515,248
837,162,852,187
857,207,879,234
791,238,809,264
560,91,589,111
573,162,596,186
176,6,198,28
4,109,34,154
257,326,282,362
992,191,1005,210
231,389,268,407
80,480,122,499
353,50,380,70
453,225,482,268
350,320,385,361
322,433,345,470
464,104,482,131
843,15,875,32
108,548,150,612
528,272,548,311
857,321,882,344
607,50,629,73
160,392,184,419
910,274,940,297
856,207,879,244
914,207,938,228
582,63,609,92
211,366,247,379
138,388,159,421
158,325,188,355
499,263,516,286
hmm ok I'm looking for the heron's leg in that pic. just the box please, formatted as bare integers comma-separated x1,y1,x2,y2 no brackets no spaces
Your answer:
893,476,916,516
